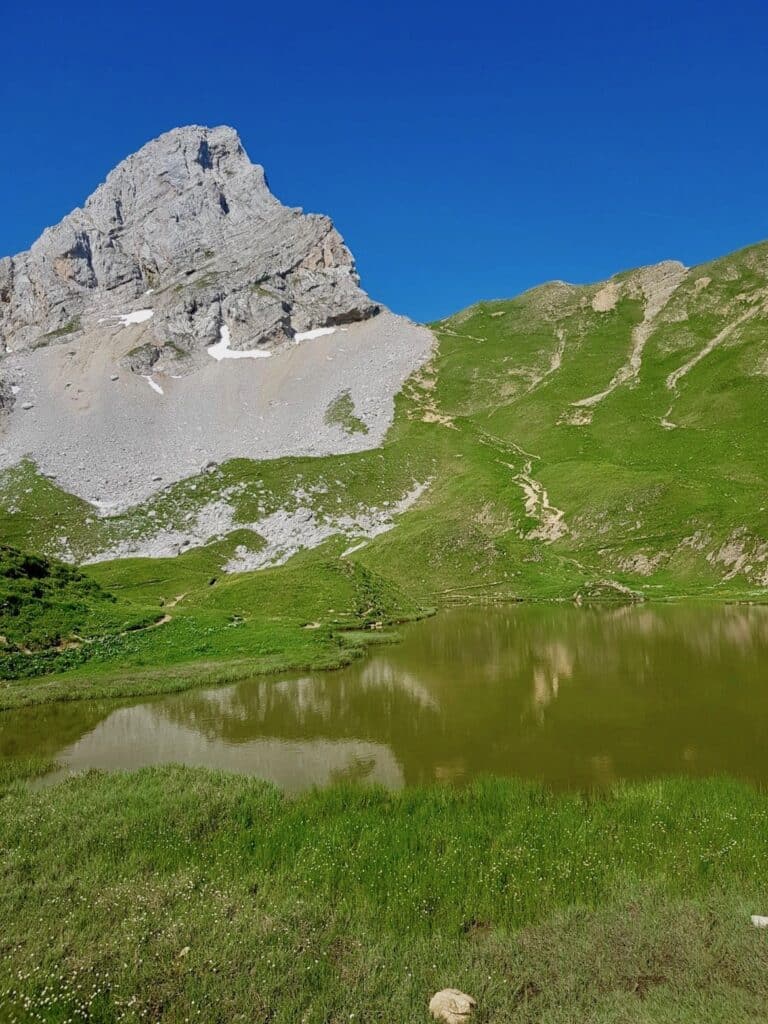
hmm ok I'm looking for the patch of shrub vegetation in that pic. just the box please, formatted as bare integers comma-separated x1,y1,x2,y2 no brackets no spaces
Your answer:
324,389,369,435
38,317,81,342
0,546,155,677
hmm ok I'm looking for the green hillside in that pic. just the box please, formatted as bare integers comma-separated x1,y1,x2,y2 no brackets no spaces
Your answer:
0,545,160,679
2,241,767,700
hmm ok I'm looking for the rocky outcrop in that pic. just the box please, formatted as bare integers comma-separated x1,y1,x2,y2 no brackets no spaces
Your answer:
0,125,378,357
0,377,14,414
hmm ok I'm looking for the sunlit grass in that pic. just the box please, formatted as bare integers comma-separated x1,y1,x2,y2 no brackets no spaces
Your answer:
2,769,768,1022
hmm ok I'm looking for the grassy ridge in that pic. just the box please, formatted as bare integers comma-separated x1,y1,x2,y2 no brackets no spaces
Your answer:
1,769,768,1022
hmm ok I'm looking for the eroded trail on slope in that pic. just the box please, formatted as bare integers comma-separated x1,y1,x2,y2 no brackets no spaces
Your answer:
568,262,687,422
477,431,568,543
510,460,568,542
666,306,760,391
661,303,763,427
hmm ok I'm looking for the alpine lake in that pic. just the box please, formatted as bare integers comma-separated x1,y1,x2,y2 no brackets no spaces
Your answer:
3,603,768,792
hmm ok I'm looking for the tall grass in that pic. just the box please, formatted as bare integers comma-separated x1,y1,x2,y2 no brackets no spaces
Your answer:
2,769,768,1022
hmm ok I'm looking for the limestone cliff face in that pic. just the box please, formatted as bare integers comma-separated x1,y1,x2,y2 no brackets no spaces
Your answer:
0,127,432,513
0,125,378,357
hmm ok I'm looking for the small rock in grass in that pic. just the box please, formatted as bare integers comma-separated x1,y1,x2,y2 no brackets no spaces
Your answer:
751,915,768,928
21,402,34,410
429,989,477,1023
111,373,119,381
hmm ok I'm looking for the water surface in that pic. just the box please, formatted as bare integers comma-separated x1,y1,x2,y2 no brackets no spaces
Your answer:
3,604,768,791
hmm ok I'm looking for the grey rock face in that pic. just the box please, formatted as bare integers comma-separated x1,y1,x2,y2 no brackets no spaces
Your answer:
0,377,14,413
0,125,378,358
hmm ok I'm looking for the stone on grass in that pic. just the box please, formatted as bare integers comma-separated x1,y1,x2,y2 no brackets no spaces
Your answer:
429,989,476,1023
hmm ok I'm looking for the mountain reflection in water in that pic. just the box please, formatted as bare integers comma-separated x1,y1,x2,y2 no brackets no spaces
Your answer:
4,604,768,792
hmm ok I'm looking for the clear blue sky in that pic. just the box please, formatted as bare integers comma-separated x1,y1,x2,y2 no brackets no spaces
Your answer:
2,0,767,321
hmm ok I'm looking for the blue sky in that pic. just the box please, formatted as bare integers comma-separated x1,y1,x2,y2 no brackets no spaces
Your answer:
2,0,767,321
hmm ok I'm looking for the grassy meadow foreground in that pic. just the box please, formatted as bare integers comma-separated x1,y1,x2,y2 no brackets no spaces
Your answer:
1,763,768,1022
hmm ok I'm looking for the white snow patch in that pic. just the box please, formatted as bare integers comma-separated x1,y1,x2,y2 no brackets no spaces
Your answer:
207,324,272,361
142,375,164,395
294,327,336,342
89,498,123,516
98,309,154,327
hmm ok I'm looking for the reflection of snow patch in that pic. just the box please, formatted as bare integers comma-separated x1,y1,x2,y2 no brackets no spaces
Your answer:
294,327,336,342
207,324,272,361
142,375,164,395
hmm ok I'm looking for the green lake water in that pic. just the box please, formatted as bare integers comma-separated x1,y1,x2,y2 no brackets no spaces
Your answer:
3,604,768,792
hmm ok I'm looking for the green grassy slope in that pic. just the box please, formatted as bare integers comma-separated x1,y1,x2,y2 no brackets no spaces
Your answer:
0,546,159,680
1,241,767,696
2,769,768,1022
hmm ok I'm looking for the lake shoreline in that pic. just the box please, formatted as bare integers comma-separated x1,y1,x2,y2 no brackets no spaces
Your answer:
3,590,768,712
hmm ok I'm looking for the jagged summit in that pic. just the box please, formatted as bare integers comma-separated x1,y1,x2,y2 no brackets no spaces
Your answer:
0,127,433,510
0,124,378,358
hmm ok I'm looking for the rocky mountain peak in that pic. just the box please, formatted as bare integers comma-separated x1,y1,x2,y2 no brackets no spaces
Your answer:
0,125,378,358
